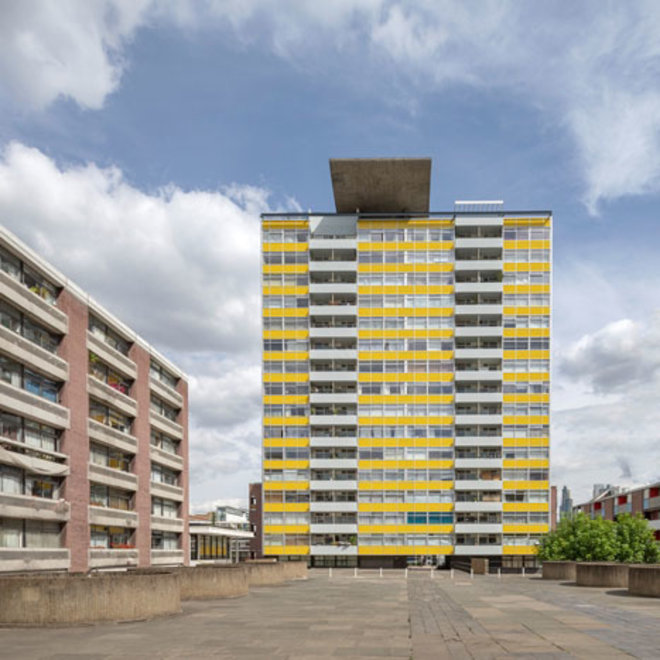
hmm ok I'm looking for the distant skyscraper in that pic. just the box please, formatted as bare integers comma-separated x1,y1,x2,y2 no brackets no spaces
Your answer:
261,158,552,568
559,486,573,519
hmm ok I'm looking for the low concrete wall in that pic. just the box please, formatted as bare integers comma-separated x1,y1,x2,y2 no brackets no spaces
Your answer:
575,562,629,588
245,560,308,586
627,565,660,597
542,561,576,581
178,565,248,601
0,572,181,626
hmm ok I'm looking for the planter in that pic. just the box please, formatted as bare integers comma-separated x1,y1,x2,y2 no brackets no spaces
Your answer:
575,562,628,588
542,561,576,581
627,564,660,597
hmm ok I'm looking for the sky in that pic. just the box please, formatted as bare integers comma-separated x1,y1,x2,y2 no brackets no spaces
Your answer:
1,0,660,510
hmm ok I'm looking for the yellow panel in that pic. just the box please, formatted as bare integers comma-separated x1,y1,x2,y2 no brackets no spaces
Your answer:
358,351,453,361
502,416,549,425
502,459,549,469
357,285,453,295
358,460,453,469
358,308,453,317
263,460,309,470
502,350,549,360
263,395,308,405
359,481,453,490
263,481,309,491
502,263,551,272
502,328,550,338
358,503,453,512
358,373,453,383
263,417,308,426
359,524,452,534
358,546,453,555
502,481,549,490
264,525,309,534
263,309,309,318
263,330,309,339
503,217,551,225
263,438,309,448
503,240,551,250
264,503,310,512
502,524,549,534
502,394,549,403
503,284,551,294
263,373,309,383
358,438,453,448
358,241,453,251
358,329,453,339
262,264,309,274
358,395,453,405
262,243,308,252
502,437,549,447
502,373,549,382
262,286,309,295
263,545,310,555
503,503,549,512
502,546,538,555
358,416,453,426
263,351,309,360
357,263,454,273
262,220,308,228
503,307,551,316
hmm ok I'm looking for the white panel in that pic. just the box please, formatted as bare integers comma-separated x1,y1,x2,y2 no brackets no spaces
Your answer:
309,480,357,490
309,545,358,556
310,459,358,469
453,545,503,556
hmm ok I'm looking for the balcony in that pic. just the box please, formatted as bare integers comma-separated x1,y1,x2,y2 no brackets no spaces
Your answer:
310,523,358,534
310,437,357,448
0,324,68,382
309,283,357,294
454,282,502,294
454,480,503,490
309,501,358,513
310,480,358,491
310,458,358,470
454,326,502,337
454,238,503,249
309,393,357,405
453,545,503,556
151,549,185,565
149,410,184,440
454,458,502,470
454,436,502,447
455,304,503,316
0,492,70,521
150,481,184,502
149,445,184,472
150,515,185,533
0,379,69,430
88,462,138,491
309,414,358,425
309,326,357,338
309,545,357,556
309,238,357,250
454,523,502,534
0,271,67,334
454,349,502,360
309,371,357,382
87,375,137,418
308,261,356,272
88,418,137,454
454,502,502,513
455,260,503,271
454,370,502,381
455,414,503,425
309,305,357,316
150,375,183,410
89,548,138,569
0,548,70,573
87,330,137,379
455,392,501,403
88,505,138,528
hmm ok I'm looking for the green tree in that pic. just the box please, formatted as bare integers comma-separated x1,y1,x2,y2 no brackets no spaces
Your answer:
537,512,617,562
614,513,660,563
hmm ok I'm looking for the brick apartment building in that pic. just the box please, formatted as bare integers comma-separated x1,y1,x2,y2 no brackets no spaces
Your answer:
0,225,189,572
575,482,660,540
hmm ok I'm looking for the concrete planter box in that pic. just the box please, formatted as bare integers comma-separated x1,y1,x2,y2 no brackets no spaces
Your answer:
0,572,180,626
627,564,660,597
542,561,576,581
575,562,629,588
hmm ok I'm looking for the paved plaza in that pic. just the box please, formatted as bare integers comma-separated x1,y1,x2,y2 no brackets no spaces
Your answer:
1,569,659,659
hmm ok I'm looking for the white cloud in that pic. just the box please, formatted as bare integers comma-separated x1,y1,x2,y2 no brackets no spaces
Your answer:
4,2,660,209
0,141,268,507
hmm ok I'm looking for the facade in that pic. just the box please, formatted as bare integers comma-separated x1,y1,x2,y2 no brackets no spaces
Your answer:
0,225,189,573
574,482,660,541
248,482,263,558
260,158,552,568
190,506,254,563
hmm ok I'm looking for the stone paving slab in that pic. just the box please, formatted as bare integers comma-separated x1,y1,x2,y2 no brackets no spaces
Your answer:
0,571,659,658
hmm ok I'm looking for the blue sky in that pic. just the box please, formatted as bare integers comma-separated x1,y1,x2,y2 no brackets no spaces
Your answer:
2,1,660,509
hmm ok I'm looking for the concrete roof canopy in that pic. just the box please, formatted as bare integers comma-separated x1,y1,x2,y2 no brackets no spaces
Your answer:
329,157,431,214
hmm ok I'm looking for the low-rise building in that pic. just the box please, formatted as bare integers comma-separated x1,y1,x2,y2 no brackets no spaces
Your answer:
574,482,660,540
190,506,254,564
0,225,189,573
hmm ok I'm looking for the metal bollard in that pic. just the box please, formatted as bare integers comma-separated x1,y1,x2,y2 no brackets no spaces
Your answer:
379,567,383,578
522,567,526,577
470,568,474,579
329,567,332,579
431,568,434,579
497,568,501,579
405,568,408,579
450,568,454,579
354,567,358,578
